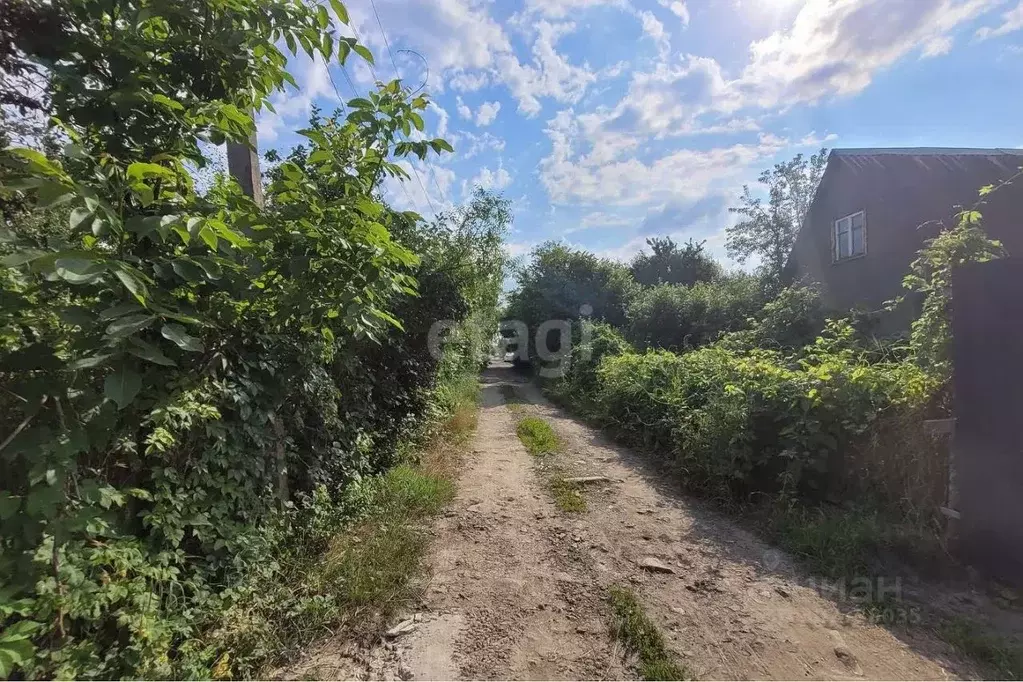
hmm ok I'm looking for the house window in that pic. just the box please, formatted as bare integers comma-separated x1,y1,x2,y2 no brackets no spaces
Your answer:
833,211,866,261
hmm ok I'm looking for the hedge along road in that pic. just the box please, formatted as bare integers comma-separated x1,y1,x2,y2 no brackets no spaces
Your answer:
286,363,981,680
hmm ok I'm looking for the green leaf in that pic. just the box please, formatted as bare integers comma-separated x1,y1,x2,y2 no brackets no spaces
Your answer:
193,257,223,280
2,620,41,640
355,197,383,218
308,148,332,164
409,112,425,131
69,353,114,370
329,0,350,24
430,138,454,153
105,313,156,338
353,44,374,65
316,4,330,28
104,364,142,409
161,323,204,352
99,302,143,321
126,162,175,181
128,339,176,367
57,306,92,327
151,93,185,112
69,207,92,231
1,250,47,268
36,180,73,209
322,33,334,60
172,258,206,282
198,224,219,251
113,268,148,303
55,257,106,284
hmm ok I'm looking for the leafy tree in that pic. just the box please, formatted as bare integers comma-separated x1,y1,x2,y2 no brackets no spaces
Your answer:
630,236,721,287
504,242,638,346
0,0,486,677
726,148,828,282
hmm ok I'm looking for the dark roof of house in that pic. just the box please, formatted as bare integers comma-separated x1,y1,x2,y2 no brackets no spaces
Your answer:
827,147,1023,176
832,147,1023,157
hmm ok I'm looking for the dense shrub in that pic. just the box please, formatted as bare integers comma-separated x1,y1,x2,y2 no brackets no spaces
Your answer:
717,282,828,352
0,2,503,678
504,242,639,363
625,275,764,352
590,322,933,500
545,320,632,411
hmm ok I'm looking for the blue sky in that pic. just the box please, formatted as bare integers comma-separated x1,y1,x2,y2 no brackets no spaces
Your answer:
256,0,1023,267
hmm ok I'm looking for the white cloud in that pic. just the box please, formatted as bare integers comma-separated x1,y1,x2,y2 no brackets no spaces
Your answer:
475,100,502,126
658,0,691,25
428,102,452,140
383,160,457,217
565,211,634,234
551,0,995,155
796,130,839,147
737,0,997,108
540,106,788,206
523,0,628,18
448,70,490,91
457,131,507,159
467,164,513,193
976,0,1023,39
455,96,473,120
504,241,535,258
496,20,597,116
339,0,512,93
637,11,670,56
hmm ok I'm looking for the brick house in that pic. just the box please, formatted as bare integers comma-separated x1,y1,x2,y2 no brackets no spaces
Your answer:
789,148,1023,331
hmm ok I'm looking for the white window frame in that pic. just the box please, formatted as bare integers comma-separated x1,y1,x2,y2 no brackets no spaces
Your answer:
833,210,866,262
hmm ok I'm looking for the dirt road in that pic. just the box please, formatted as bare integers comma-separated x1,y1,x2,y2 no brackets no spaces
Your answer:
291,365,987,680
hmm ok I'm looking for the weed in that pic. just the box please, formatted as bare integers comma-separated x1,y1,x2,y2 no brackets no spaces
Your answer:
940,617,1023,680
516,416,560,456
550,476,586,512
607,586,691,681
764,504,880,579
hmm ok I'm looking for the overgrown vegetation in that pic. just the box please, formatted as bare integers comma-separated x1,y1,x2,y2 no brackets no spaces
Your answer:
506,168,1008,583
0,1,504,677
607,586,690,681
940,618,1023,680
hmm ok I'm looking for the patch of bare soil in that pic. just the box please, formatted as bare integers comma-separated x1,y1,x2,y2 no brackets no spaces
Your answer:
284,365,1018,680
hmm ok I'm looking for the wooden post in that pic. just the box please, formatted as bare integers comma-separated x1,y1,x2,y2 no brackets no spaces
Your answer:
227,130,263,207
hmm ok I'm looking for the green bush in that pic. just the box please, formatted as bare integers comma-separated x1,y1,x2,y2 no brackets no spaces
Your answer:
625,275,764,352
504,242,639,365
718,282,828,352
590,321,932,500
0,1,505,677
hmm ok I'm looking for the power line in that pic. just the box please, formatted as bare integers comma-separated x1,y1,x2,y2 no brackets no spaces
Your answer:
369,0,401,81
321,55,348,116
346,12,379,84
316,2,426,215
408,161,438,216
364,0,445,217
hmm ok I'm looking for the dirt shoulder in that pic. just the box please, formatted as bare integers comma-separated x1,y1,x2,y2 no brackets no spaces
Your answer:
285,365,999,680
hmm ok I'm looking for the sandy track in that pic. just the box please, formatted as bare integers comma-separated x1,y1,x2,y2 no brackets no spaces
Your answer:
286,365,988,680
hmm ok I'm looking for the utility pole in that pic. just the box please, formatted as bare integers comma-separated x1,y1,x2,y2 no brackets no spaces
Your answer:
227,129,263,207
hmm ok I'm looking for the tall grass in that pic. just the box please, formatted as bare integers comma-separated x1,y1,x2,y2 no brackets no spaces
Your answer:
203,374,479,676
